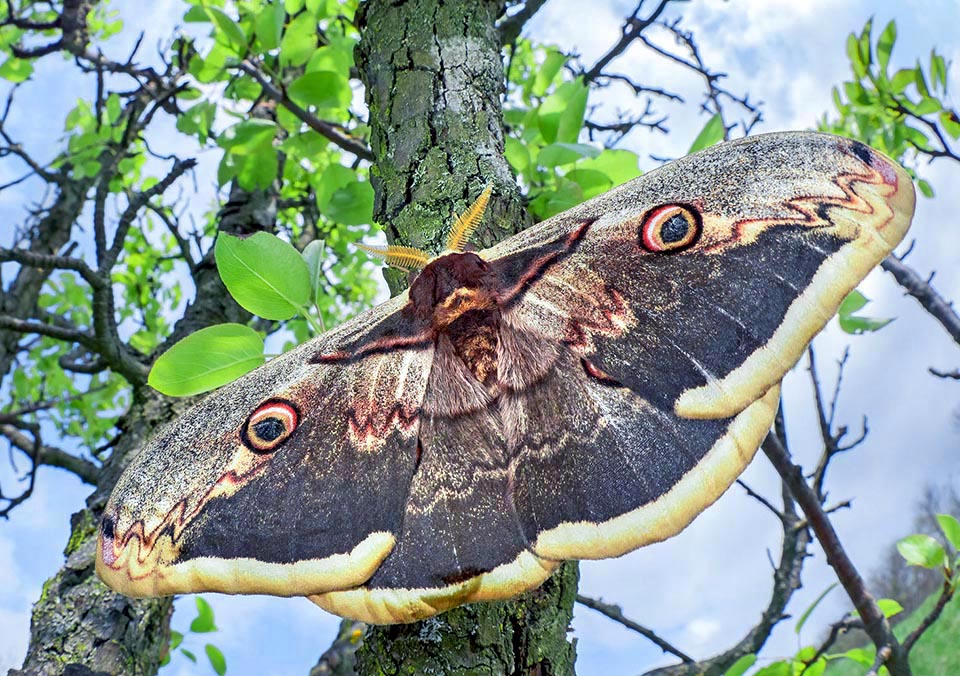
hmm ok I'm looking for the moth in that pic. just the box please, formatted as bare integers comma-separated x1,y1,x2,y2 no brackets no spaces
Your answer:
96,132,915,624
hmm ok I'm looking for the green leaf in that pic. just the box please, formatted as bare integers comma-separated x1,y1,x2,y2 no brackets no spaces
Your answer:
796,583,838,634
306,44,353,78
538,79,588,144
838,289,869,316
170,631,184,650
205,644,227,676
0,57,33,83
148,324,265,396
877,20,896,72
936,514,960,551
837,290,893,334
280,12,317,66
537,142,600,167
315,164,356,209
217,119,277,154
890,68,915,93
722,654,756,676
301,239,327,309
897,533,947,568
576,149,641,185
688,113,725,153
917,178,934,198
847,33,865,78
287,71,351,111
205,7,247,53
325,180,374,225
190,597,218,633
255,3,285,50
215,232,313,319
754,662,790,676
841,647,875,666
940,111,960,140
181,649,198,663
176,101,217,143
505,136,530,172
565,169,613,200
531,49,566,97
915,62,931,97
876,598,904,618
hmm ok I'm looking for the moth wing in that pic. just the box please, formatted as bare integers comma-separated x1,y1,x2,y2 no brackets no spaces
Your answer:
311,402,556,624
97,293,435,598
483,132,913,557
487,132,914,417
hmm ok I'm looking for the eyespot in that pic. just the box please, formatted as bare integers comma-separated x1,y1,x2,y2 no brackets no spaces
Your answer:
639,204,701,253
241,399,299,453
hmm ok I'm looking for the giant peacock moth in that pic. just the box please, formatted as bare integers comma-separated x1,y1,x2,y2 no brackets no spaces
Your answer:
96,132,915,624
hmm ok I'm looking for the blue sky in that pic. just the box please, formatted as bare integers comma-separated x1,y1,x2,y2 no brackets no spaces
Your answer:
1,1,959,674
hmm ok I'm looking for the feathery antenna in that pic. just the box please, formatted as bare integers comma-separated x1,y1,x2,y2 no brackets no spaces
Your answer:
445,184,493,253
355,242,430,272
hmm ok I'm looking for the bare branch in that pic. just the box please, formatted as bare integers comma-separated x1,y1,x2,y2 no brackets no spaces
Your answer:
583,1,675,82
761,432,908,675
736,479,786,522
800,616,864,675
903,575,955,654
576,594,695,664
882,255,960,346
498,0,549,45
929,367,960,380
0,423,98,485
0,314,96,348
0,246,106,289
100,157,197,272
236,59,373,161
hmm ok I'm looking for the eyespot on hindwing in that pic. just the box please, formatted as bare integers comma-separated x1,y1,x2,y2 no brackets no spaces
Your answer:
639,204,702,253
241,399,300,453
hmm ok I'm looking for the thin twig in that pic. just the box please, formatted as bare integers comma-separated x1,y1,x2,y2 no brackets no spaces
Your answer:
882,255,960,346
761,432,908,675
576,594,695,664
236,59,373,161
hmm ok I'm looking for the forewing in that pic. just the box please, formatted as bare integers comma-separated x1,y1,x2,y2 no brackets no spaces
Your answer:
97,293,434,598
486,132,914,418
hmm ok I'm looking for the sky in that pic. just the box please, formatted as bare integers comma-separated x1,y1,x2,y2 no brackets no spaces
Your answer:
1,0,959,674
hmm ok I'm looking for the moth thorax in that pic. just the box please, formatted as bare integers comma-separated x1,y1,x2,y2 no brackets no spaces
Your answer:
410,252,502,385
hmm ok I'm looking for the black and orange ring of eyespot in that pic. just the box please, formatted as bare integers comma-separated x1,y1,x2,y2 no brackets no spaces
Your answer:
638,203,702,254
240,399,300,453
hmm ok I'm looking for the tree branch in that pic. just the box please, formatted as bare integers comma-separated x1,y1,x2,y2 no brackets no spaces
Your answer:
576,594,695,664
0,423,99,485
498,0,549,45
761,432,909,675
882,255,960,346
236,59,373,161
903,574,955,653
583,0,675,82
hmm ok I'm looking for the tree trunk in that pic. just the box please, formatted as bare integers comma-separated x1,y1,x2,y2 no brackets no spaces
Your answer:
353,1,578,673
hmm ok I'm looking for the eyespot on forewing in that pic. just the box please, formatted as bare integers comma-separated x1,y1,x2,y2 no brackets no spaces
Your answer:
241,399,300,453
639,204,702,253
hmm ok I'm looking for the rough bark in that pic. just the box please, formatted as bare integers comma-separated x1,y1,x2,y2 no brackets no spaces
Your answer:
352,0,578,673
356,0,532,293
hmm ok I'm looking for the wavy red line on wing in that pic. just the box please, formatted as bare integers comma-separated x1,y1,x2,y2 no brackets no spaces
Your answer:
705,151,893,253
